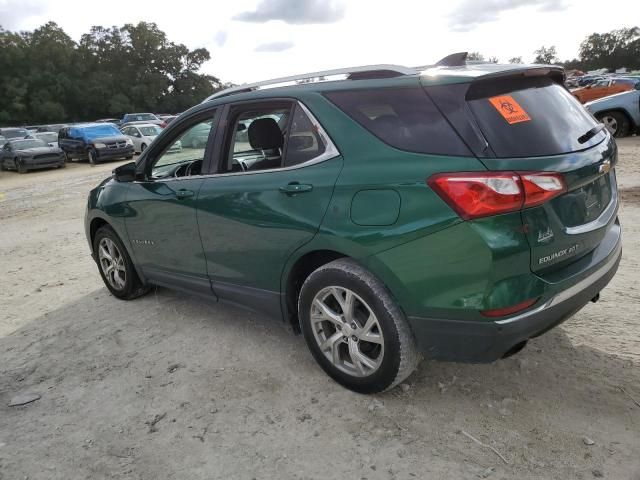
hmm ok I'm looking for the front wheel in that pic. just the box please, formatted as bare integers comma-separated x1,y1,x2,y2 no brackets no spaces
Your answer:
299,258,421,393
597,111,630,138
87,148,97,164
16,158,27,174
93,225,149,300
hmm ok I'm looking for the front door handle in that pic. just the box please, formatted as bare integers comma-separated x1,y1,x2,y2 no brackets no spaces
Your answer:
176,189,195,200
279,182,313,195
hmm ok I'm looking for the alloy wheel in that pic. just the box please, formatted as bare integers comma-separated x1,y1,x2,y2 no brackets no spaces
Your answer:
600,115,618,135
98,237,126,290
310,286,384,377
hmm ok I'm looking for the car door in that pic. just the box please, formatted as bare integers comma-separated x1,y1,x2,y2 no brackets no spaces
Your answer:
123,109,221,297
196,100,343,315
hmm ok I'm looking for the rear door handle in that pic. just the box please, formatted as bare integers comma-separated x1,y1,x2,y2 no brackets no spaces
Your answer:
176,189,195,199
279,183,313,195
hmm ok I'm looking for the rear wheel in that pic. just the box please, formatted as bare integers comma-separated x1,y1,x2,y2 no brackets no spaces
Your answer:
597,111,630,138
93,225,149,300
299,258,420,393
140,143,147,152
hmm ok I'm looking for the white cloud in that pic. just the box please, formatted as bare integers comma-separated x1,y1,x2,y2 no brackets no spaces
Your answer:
255,40,294,52
233,0,346,24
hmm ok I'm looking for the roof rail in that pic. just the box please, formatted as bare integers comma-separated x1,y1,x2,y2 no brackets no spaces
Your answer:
203,64,419,102
202,53,471,102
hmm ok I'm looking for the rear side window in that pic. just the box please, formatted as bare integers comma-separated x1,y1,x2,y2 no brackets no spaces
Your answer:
466,77,604,157
324,87,471,156
284,105,326,166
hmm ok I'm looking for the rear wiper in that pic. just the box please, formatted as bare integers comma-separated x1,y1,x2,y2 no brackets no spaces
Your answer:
578,124,605,144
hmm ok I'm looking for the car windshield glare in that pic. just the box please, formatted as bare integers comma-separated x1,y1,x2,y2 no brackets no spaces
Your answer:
12,139,47,149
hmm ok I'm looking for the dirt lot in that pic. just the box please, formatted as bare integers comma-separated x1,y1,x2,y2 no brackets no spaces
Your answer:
1,140,639,480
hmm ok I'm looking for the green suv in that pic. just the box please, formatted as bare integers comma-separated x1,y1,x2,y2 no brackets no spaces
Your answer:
85,55,621,393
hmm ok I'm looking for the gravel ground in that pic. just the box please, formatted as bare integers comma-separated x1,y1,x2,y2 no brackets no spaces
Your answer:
1,139,639,480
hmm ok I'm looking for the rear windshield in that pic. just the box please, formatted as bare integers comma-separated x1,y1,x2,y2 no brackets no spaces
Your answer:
140,126,161,136
466,77,605,157
3,128,28,139
324,87,471,156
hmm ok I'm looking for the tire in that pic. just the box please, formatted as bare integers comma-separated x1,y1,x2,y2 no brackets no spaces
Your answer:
140,143,147,152
16,158,27,174
87,148,97,164
93,225,150,300
125,155,133,160
0,160,5,171
58,161,66,169
597,111,630,138
299,258,421,393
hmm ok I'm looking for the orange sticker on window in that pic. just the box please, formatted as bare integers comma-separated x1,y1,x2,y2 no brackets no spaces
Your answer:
488,95,531,124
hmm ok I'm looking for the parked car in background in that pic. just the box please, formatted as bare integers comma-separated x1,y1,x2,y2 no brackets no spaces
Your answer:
0,138,65,173
0,127,28,140
36,124,68,134
85,59,621,393
158,115,178,128
27,131,59,148
121,123,181,154
572,77,637,103
0,135,6,147
96,118,122,127
122,113,162,126
58,123,134,164
585,86,640,137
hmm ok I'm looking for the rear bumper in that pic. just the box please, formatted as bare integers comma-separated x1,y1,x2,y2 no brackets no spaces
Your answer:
408,231,622,362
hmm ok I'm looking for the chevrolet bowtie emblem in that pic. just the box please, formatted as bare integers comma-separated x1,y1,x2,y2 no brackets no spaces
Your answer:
599,160,611,174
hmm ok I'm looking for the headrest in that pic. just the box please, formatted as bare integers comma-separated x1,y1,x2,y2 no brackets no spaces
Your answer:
248,118,283,150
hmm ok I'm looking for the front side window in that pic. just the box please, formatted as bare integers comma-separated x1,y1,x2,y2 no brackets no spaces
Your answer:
149,115,215,179
140,126,161,137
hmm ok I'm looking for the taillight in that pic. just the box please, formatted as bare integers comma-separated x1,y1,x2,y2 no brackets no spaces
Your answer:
480,298,539,317
427,172,566,220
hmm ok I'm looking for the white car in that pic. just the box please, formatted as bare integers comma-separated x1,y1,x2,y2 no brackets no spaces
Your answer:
120,123,183,155
31,132,59,148
121,124,163,154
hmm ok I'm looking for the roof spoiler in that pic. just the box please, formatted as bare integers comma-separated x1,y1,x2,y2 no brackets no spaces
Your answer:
435,52,468,67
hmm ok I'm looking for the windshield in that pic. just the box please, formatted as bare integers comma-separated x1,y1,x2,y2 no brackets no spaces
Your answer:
80,125,122,138
125,113,157,122
36,133,57,143
12,139,47,149
140,126,161,136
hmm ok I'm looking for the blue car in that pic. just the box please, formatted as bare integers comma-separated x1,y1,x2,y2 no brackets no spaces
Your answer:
58,123,135,164
585,85,640,137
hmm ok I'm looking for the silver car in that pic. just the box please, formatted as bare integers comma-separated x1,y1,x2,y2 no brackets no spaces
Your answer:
121,123,182,154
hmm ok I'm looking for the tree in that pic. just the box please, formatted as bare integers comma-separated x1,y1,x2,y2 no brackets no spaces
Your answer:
508,56,523,64
467,52,485,61
0,21,222,125
578,27,640,71
533,46,559,64
487,56,499,63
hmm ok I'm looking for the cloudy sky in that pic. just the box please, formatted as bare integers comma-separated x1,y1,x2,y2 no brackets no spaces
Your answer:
1,0,638,84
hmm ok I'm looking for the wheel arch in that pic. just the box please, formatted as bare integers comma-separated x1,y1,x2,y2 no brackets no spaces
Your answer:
282,249,348,331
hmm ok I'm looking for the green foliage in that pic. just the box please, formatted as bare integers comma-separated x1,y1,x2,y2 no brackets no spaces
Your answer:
578,27,640,71
508,56,523,64
533,46,558,64
0,21,222,126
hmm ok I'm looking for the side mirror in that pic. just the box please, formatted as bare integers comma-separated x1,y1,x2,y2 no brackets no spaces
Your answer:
113,161,137,182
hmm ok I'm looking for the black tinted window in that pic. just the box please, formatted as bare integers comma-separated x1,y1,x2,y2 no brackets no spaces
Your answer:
324,87,471,156
467,77,604,157
284,105,326,166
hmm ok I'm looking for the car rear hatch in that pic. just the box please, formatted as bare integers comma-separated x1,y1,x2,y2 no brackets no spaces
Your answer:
422,67,618,276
